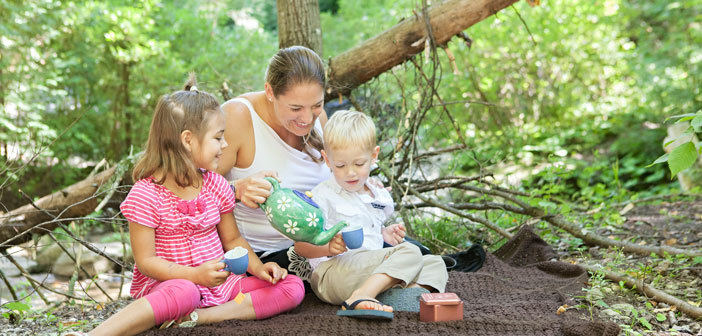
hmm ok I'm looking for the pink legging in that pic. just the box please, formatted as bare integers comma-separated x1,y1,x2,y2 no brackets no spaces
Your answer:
143,275,304,325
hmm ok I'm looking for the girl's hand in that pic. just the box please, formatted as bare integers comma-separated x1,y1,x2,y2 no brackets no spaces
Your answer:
328,233,347,256
252,262,288,284
234,171,280,208
382,223,406,246
193,260,231,287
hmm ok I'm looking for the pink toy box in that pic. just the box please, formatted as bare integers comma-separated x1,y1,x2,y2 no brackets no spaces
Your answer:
419,292,464,322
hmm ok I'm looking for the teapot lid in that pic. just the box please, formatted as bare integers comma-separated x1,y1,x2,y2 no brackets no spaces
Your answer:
293,190,319,208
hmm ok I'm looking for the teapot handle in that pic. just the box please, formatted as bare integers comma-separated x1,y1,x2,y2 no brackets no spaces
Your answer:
264,177,280,191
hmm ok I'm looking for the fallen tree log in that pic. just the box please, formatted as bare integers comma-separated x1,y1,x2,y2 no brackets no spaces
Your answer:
0,166,117,246
326,0,519,100
582,264,702,320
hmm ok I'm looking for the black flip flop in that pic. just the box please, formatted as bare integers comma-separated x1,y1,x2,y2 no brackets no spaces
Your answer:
336,299,394,320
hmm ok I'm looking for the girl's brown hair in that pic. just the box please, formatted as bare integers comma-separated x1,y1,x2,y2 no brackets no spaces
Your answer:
132,73,221,187
265,45,325,161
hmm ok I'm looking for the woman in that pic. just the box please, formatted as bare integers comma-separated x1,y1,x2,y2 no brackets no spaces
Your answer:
217,46,330,278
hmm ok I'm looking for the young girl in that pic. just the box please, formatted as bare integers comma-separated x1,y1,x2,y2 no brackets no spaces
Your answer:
80,76,304,336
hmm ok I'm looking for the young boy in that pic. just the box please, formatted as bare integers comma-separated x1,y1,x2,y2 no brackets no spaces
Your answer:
294,110,448,320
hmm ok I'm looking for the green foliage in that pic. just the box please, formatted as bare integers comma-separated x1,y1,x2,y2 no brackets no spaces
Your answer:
1,0,276,201
1,0,697,226
648,111,702,177
1,301,31,324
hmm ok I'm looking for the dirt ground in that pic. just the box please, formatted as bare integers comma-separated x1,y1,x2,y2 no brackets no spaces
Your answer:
1,199,700,335
565,199,702,335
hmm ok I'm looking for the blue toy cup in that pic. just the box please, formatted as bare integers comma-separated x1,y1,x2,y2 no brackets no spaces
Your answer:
222,247,249,275
341,225,364,249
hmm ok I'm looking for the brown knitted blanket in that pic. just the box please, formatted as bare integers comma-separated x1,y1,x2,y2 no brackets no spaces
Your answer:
145,226,620,336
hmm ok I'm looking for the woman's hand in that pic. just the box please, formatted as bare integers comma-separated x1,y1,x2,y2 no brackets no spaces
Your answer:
328,233,347,256
192,259,231,287
382,223,406,246
251,262,288,284
234,171,280,208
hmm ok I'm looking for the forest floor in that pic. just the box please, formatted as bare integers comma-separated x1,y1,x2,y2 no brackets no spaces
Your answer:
0,199,700,335
562,199,702,335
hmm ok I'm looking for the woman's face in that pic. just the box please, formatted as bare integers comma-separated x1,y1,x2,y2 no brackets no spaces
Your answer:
269,82,324,137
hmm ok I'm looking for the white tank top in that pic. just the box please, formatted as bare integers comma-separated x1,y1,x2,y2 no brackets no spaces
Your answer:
224,97,331,253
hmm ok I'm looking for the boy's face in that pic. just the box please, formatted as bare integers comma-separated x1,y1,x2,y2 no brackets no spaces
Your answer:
322,145,380,193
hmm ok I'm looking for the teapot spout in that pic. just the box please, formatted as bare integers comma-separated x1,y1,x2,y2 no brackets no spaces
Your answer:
310,221,348,245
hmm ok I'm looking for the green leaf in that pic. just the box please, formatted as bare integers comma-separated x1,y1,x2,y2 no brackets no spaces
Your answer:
538,200,557,209
656,313,666,322
2,302,30,312
691,114,702,128
668,142,698,177
639,317,653,330
646,153,668,167
664,113,696,122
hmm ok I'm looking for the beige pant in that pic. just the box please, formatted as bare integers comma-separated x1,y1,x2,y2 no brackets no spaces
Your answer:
310,242,448,304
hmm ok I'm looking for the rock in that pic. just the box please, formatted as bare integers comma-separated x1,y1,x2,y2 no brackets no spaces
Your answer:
672,324,691,333
611,303,635,314
668,311,677,327
34,240,132,279
600,309,621,319
691,323,700,334
586,288,604,301
656,260,671,272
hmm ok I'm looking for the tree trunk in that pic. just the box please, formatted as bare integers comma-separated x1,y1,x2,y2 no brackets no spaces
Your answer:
0,167,117,246
277,0,323,57
326,0,519,101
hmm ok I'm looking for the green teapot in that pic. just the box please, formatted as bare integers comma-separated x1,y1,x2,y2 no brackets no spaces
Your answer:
260,177,347,245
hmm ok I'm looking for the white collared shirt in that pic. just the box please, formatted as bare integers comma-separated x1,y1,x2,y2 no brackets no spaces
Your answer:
308,177,395,269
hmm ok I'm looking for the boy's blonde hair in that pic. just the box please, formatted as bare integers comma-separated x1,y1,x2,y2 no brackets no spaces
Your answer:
323,110,376,151
132,73,221,187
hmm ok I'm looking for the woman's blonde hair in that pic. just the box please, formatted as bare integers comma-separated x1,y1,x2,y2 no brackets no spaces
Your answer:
323,110,376,152
132,73,221,187
266,45,325,161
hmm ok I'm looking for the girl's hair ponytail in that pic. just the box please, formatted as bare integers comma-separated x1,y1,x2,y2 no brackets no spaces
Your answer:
132,73,221,187
183,72,198,92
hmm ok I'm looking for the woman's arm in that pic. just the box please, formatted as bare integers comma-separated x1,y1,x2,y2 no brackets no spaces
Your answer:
129,222,228,287
218,98,279,208
217,99,249,178
217,212,287,283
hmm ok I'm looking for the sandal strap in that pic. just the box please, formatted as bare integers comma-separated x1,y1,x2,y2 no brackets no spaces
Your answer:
346,298,382,310
177,311,198,328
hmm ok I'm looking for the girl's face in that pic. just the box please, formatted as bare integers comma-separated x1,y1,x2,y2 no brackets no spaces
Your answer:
267,82,324,137
322,145,380,193
190,111,228,171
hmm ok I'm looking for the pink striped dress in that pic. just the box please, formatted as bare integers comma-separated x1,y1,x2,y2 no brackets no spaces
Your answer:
120,170,242,307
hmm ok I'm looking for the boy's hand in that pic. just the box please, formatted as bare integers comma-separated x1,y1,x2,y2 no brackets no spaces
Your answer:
382,223,406,246
193,259,230,287
252,262,288,284
327,233,347,256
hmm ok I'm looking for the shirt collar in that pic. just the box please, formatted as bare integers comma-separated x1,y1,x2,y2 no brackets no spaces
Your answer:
328,177,391,205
